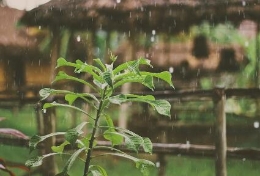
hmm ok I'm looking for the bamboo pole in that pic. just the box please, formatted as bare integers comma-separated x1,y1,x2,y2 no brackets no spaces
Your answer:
39,28,60,175
41,100,57,176
213,88,227,176
118,33,135,129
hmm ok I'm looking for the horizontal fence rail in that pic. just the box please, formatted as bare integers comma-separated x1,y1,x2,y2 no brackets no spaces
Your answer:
1,136,260,160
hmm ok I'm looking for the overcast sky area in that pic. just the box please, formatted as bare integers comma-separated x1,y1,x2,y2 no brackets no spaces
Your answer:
4,0,50,10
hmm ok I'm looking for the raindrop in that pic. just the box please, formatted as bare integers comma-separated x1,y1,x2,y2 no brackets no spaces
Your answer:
242,158,246,161
76,35,81,42
149,11,152,17
169,67,174,73
150,36,155,42
42,109,46,113
116,0,121,3
152,30,156,35
242,1,246,6
186,141,190,147
155,162,160,168
38,26,41,30
244,41,249,47
253,121,259,128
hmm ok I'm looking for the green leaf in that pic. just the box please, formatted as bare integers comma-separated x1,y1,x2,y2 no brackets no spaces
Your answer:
127,59,141,75
65,129,79,145
89,165,108,176
105,115,113,128
94,59,106,71
144,71,174,88
39,88,52,100
109,94,171,117
103,116,123,146
54,71,97,91
29,132,65,152
57,148,85,175
103,131,124,146
149,100,171,117
113,58,152,75
125,135,143,152
56,57,69,68
51,141,70,153
135,159,155,176
143,138,153,154
65,122,88,145
26,153,58,167
29,135,41,151
93,79,107,89
43,102,92,119
55,172,70,176
65,94,78,105
25,156,44,167
109,94,154,105
114,74,154,90
77,136,90,149
102,70,113,88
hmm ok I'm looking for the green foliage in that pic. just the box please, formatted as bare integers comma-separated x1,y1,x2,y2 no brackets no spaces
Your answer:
26,55,173,175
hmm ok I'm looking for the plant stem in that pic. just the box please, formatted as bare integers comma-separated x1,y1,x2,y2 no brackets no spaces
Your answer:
83,88,107,176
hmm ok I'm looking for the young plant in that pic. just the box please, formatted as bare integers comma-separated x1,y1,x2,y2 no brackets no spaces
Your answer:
26,55,173,176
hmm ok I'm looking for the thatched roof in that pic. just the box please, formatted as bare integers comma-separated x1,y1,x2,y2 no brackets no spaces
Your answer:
0,6,43,58
20,0,260,33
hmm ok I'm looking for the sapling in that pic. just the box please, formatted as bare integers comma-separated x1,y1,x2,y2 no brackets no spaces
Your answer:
26,54,173,176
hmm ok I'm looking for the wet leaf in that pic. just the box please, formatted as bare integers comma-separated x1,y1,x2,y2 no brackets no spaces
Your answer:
54,71,96,90
51,141,70,153
89,165,108,176
143,138,152,154
103,131,124,146
148,100,171,117
135,159,155,176
103,116,123,146
29,132,65,152
39,88,53,99
108,94,154,105
94,59,106,71
57,148,85,175
26,153,57,168
147,71,174,88
114,75,154,90
65,122,87,146
113,58,152,75
25,156,44,167
103,70,113,88
109,94,171,117
43,102,91,118
127,59,141,75
65,129,79,146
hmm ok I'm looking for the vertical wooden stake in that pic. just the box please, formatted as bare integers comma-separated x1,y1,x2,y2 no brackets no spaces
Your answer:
213,88,227,176
38,28,59,175
42,104,57,176
158,154,166,176
118,33,135,129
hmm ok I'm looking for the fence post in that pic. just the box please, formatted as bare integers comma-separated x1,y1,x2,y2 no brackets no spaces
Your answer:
35,99,57,175
213,88,227,176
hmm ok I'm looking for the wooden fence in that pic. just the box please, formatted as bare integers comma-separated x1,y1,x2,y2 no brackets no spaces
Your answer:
1,88,260,176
